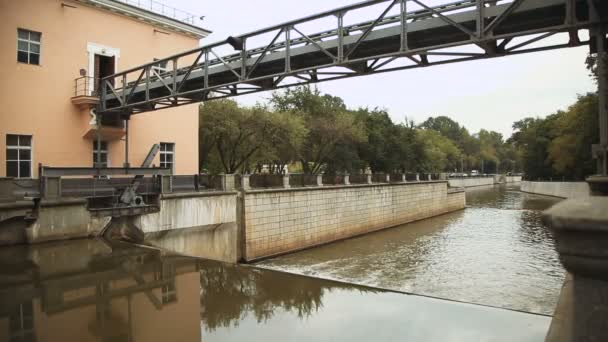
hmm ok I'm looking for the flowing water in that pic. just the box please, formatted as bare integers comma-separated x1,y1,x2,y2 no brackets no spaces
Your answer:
0,184,561,341
258,184,564,315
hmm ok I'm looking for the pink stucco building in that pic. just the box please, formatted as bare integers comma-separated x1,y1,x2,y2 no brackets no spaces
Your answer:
0,0,210,178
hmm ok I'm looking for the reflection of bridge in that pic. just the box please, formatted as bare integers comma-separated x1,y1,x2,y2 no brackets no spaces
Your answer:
97,0,607,175
0,241,200,342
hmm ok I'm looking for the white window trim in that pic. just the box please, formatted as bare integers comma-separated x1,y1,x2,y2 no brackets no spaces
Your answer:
159,142,175,174
87,42,120,96
6,134,33,179
93,140,110,168
17,28,41,66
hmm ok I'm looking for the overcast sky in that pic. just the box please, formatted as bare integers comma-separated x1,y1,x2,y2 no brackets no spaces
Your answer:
165,0,595,138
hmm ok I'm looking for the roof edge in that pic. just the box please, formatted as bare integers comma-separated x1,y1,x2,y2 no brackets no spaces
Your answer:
73,0,212,39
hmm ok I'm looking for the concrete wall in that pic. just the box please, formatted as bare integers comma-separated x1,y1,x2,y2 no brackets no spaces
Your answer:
448,177,495,188
506,176,523,183
521,181,589,199
25,199,111,244
135,193,237,233
243,181,465,261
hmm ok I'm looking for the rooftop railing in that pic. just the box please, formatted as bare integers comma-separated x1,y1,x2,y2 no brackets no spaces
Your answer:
114,0,204,27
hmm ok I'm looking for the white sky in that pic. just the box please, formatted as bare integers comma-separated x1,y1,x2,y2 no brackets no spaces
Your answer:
166,0,596,138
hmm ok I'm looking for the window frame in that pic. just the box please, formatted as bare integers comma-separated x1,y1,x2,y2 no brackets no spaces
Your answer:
92,140,109,168
159,142,175,173
17,28,41,66
6,134,33,179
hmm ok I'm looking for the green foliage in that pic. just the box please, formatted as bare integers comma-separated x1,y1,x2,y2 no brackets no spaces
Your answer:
198,87,598,179
271,86,367,174
199,99,307,174
510,93,598,180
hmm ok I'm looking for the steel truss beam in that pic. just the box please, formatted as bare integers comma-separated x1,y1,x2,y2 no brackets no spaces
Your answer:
99,0,605,115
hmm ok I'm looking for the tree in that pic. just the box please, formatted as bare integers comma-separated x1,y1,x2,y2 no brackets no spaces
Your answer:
547,93,598,179
416,129,462,172
271,86,366,174
199,99,307,174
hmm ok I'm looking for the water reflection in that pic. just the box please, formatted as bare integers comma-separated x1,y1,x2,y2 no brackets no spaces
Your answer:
0,240,201,342
258,185,564,315
199,260,369,331
0,238,552,342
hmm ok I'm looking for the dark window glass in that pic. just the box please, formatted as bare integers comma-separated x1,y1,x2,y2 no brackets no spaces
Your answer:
29,31,41,42
17,51,28,63
6,135,18,146
29,54,39,65
6,161,18,177
7,149,18,160
19,135,31,146
19,149,30,160
19,162,30,178
18,29,28,39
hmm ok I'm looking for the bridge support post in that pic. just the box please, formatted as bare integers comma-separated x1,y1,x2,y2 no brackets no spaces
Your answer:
344,174,350,185
543,197,608,342
588,25,608,195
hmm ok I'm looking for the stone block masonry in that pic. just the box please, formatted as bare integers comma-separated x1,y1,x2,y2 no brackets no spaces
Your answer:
243,181,465,261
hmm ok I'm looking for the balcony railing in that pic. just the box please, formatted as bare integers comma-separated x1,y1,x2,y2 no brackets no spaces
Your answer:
74,76,98,97
114,0,203,27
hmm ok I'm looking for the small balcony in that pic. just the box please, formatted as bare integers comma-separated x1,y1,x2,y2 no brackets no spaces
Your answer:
71,76,100,108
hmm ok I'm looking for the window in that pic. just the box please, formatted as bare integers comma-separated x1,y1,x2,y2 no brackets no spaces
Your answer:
17,29,41,65
160,143,174,172
152,58,168,73
6,135,32,178
93,141,108,168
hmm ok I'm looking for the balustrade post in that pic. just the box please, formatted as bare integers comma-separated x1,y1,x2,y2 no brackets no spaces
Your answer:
344,174,350,185
386,174,391,183
221,174,235,191
241,174,251,191
316,174,323,187
160,175,172,194
428,174,432,181
283,173,291,189
416,173,420,182
402,173,407,183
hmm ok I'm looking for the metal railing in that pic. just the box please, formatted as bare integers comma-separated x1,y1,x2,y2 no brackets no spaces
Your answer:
74,76,98,97
114,0,203,26
98,0,598,115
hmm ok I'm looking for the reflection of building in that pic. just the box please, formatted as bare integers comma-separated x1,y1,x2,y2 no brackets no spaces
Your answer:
0,0,210,178
0,240,201,342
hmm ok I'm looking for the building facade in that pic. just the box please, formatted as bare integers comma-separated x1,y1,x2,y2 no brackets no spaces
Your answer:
0,0,210,178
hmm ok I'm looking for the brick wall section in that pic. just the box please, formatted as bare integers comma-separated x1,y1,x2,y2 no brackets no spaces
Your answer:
243,181,465,261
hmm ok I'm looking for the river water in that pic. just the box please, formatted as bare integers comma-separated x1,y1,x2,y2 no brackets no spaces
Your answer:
258,184,564,315
0,184,561,341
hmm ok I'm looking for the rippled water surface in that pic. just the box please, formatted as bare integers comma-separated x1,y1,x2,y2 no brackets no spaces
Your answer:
258,184,564,315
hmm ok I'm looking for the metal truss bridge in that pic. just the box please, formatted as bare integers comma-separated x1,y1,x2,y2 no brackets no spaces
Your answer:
98,0,606,115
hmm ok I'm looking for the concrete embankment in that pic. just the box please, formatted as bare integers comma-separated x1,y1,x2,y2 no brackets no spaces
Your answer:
520,181,589,199
448,175,522,188
242,181,465,261
1,180,466,263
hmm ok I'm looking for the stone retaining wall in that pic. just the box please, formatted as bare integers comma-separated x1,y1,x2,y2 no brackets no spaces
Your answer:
520,181,589,199
448,177,495,188
242,181,465,261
